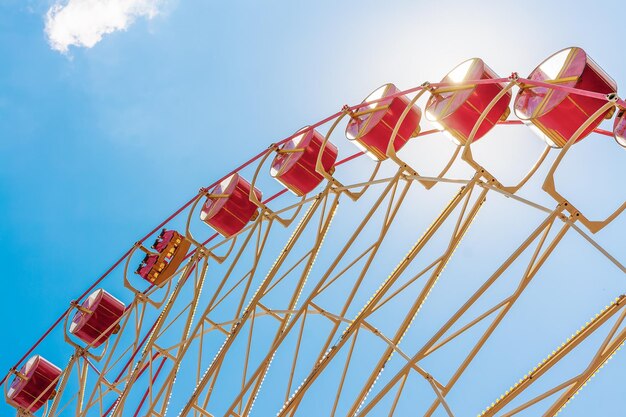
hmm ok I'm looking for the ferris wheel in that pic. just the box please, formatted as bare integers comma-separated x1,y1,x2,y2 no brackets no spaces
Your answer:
2,46,625,417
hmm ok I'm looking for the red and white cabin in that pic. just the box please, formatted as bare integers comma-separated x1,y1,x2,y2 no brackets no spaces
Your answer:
70,289,125,348
346,83,421,161
7,355,62,413
271,127,338,196
514,47,617,148
614,109,626,148
200,173,262,237
425,58,511,144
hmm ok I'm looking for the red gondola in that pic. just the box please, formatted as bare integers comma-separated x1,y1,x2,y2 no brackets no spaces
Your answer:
346,83,421,161
7,356,62,412
514,47,617,148
136,229,191,287
200,174,262,237
70,289,125,347
425,58,511,144
271,128,338,196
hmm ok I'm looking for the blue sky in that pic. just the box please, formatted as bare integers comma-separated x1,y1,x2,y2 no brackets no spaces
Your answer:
0,1,625,416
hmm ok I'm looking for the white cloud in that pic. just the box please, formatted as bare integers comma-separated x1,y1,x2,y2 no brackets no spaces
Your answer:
44,0,164,53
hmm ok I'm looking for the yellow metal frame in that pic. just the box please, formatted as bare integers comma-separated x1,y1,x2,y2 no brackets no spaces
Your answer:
456,77,551,194
541,95,624,233
22,77,625,417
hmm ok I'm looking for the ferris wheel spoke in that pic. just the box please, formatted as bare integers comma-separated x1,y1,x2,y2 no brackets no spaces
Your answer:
306,174,415,371
480,295,626,417
283,308,309,405
386,372,408,417
569,223,626,274
497,376,580,417
172,190,338,416
212,192,341,416
329,326,360,417
131,210,288,417
232,220,276,319
201,217,274,318
353,208,563,416
125,257,218,416
368,255,448,317
426,376,456,417
541,326,626,416
274,177,482,417
108,254,205,416
420,213,573,417
66,294,168,417
219,170,409,416
343,182,488,417
266,180,420,414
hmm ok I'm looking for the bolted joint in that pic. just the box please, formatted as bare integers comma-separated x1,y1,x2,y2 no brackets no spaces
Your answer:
12,369,27,380
70,300,93,315
342,104,359,121
607,92,619,102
